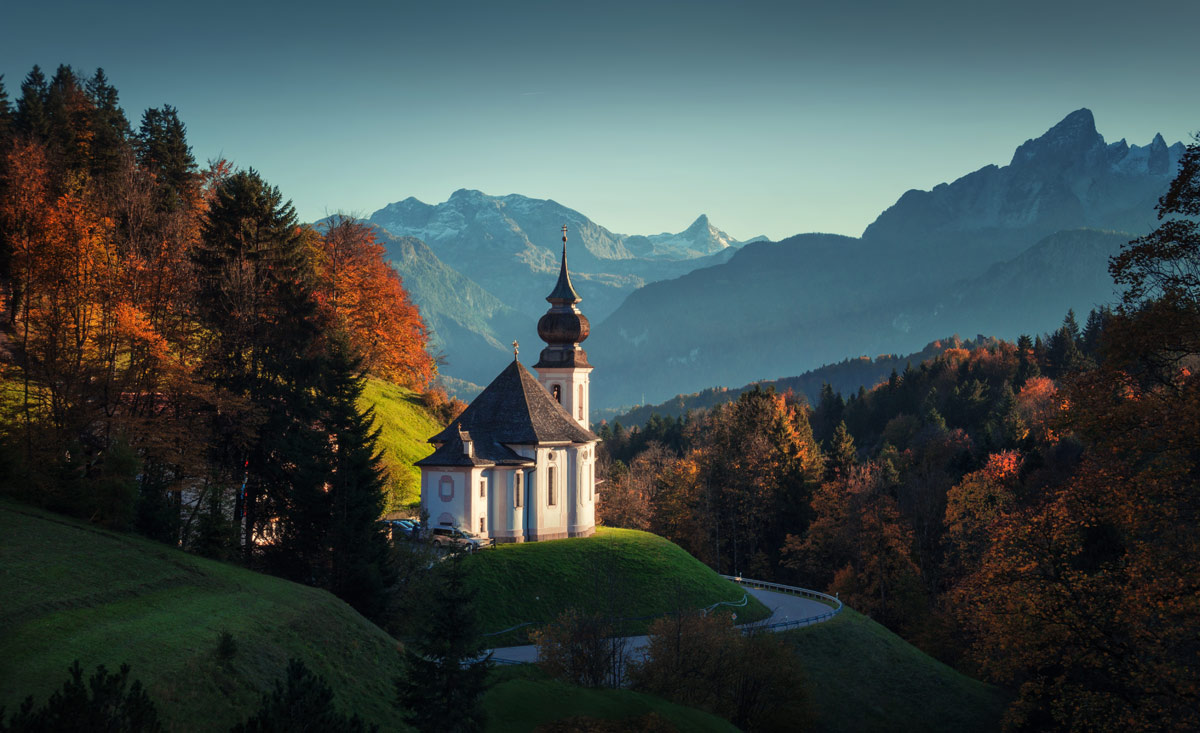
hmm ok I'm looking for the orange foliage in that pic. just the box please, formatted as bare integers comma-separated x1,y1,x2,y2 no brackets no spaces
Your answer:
311,216,435,389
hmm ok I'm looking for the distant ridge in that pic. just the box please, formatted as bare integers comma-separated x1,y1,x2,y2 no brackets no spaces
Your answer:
588,110,1181,409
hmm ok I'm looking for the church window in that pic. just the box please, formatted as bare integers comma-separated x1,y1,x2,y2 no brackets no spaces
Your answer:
438,475,454,502
514,472,523,508
480,517,485,533
552,384,561,403
548,464,557,506
480,479,486,498
578,386,583,418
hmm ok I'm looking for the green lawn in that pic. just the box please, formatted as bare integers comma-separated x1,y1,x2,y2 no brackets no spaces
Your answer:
359,378,443,513
0,500,408,731
484,666,737,733
464,527,771,644
785,609,1008,732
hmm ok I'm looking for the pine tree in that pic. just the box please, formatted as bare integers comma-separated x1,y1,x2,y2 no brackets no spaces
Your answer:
233,659,374,733
195,169,324,562
396,555,490,732
828,420,857,479
14,66,49,142
322,340,392,619
136,105,198,210
84,68,131,184
0,74,12,148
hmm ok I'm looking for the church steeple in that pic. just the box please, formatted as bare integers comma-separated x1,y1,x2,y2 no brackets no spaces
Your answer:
535,225,591,370
534,225,593,429
546,225,581,305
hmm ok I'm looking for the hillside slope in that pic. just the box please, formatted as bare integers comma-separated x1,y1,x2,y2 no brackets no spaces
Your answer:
465,528,771,644
360,378,443,512
0,501,408,731
786,609,1007,732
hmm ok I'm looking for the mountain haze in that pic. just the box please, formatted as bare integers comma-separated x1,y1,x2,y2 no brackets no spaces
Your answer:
587,110,1181,410
369,191,752,385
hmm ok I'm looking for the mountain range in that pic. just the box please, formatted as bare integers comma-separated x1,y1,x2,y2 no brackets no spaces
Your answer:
368,192,758,385
587,109,1181,409
364,108,1183,409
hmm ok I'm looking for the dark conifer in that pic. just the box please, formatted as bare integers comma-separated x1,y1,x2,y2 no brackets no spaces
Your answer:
0,74,12,147
196,169,324,562
233,659,375,733
84,68,132,184
396,555,490,732
322,340,392,619
136,105,198,210
15,65,49,141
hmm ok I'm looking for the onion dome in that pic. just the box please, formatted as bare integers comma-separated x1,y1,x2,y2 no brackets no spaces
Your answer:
535,227,592,369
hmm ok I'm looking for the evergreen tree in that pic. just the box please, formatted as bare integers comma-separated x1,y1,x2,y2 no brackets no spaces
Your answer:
44,65,92,173
0,74,12,147
195,169,324,563
84,68,132,184
1015,334,1039,387
1,661,162,732
828,420,857,478
1080,307,1110,358
14,66,49,141
136,105,198,210
322,340,392,619
232,659,374,733
396,555,490,732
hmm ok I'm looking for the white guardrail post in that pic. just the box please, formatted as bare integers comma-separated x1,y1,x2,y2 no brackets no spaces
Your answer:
721,575,844,631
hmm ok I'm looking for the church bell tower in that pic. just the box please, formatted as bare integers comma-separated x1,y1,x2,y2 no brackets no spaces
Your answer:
534,225,593,430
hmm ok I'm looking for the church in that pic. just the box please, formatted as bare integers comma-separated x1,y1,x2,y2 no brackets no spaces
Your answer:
416,227,600,542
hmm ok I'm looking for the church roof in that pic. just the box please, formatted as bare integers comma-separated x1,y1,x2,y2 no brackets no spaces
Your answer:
427,359,597,449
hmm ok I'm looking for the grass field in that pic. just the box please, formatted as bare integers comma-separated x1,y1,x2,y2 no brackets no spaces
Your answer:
359,378,443,512
786,608,1008,732
464,527,772,644
0,500,408,731
484,666,737,732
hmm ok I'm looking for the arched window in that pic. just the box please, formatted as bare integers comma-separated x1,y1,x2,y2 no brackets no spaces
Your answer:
438,475,454,501
548,463,557,506
513,471,523,508
578,385,583,418
479,517,486,533
552,384,562,403
438,512,455,526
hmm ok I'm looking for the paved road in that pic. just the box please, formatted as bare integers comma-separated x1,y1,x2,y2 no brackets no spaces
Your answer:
489,586,836,665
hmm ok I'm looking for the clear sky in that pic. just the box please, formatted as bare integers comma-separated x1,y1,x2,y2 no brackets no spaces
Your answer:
2,0,1196,241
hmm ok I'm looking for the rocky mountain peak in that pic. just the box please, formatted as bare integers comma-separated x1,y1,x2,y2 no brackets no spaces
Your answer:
1010,108,1104,167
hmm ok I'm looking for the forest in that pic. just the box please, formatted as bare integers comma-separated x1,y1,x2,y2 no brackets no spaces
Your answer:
597,140,1200,729
0,64,443,621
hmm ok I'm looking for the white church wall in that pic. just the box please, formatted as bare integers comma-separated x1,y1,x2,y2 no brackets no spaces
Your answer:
423,469,469,530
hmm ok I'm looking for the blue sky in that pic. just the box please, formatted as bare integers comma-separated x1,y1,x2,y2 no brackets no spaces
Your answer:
2,0,1196,241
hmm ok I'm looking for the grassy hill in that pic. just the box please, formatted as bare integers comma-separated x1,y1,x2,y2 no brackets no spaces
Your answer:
0,500,408,731
786,609,1007,732
484,666,737,733
464,528,771,644
359,378,443,513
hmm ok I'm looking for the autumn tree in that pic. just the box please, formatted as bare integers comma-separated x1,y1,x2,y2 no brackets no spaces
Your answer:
782,463,924,630
310,216,434,390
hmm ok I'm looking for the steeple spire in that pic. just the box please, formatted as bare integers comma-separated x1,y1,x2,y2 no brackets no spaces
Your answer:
535,225,591,369
546,224,581,305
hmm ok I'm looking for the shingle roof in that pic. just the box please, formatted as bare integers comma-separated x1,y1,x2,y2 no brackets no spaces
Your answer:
428,359,597,448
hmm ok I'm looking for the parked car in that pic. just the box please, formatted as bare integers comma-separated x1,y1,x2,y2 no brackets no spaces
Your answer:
378,519,418,540
429,526,494,551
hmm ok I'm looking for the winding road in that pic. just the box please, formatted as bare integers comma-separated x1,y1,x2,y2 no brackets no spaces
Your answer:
488,583,837,665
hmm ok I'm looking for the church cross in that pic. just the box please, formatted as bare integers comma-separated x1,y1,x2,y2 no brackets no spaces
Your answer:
512,340,519,359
